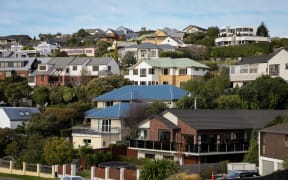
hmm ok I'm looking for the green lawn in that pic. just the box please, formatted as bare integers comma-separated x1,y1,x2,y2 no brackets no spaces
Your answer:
0,173,58,180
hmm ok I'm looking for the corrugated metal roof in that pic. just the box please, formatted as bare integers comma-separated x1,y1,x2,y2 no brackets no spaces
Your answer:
87,57,113,66
86,103,147,119
143,58,210,69
93,85,187,102
165,109,288,130
2,107,40,121
70,57,89,65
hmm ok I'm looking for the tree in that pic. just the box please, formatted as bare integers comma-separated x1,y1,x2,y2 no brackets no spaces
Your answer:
206,26,219,37
43,137,72,165
256,22,269,37
121,52,136,67
32,86,50,106
96,41,111,57
216,95,242,109
243,129,259,165
22,134,45,163
146,101,167,116
62,87,75,103
113,43,119,63
54,50,68,57
77,29,89,38
49,86,63,105
140,159,179,180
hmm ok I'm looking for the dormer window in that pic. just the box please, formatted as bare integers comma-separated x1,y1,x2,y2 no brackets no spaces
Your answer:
39,65,46,71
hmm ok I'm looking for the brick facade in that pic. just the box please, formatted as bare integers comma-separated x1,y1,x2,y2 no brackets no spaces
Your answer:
261,132,288,160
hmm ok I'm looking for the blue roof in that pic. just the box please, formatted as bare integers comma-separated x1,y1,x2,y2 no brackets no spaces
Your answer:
2,107,40,121
93,85,187,102
86,103,147,119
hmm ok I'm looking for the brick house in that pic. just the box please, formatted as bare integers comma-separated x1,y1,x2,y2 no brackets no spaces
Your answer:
128,109,288,165
259,123,288,175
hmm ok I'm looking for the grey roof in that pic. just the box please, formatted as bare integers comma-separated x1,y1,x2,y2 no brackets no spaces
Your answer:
260,123,288,135
36,57,75,75
236,49,288,65
162,27,185,39
158,44,176,50
2,107,40,121
70,57,89,65
164,109,288,130
86,57,113,66
0,58,37,71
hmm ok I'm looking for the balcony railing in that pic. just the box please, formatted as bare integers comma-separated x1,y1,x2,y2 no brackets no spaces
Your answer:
72,126,120,135
128,139,249,154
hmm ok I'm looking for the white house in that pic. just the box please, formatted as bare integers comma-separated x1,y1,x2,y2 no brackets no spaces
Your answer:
35,41,59,56
230,48,288,87
124,57,209,87
215,26,271,46
0,107,40,129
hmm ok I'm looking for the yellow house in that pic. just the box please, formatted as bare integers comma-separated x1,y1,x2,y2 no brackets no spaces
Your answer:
142,29,168,45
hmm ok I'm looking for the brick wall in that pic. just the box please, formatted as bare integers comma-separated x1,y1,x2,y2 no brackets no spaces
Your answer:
95,167,105,179
109,167,120,180
124,168,137,180
149,117,174,142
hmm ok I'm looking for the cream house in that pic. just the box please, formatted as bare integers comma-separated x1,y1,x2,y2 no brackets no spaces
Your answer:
124,58,209,87
230,48,288,87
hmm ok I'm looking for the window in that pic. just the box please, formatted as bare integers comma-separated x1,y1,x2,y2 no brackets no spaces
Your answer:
140,68,146,77
286,63,288,70
108,66,111,71
163,81,168,85
5,71,11,77
106,101,113,107
163,68,169,75
150,50,157,57
249,65,258,73
240,65,248,73
83,139,91,144
230,66,235,74
148,68,154,74
145,154,155,159
93,66,99,71
140,50,146,57
159,130,171,143
72,66,77,71
140,81,146,85
269,64,279,76
39,65,46,71
133,69,138,75
85,50,92,53
99,119,111,132
66,68,69,73
163,155,174,160
179,68,187,75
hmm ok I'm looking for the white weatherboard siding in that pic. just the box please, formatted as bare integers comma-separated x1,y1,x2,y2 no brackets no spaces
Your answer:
268,49,288,80
0,109,10,128
259,156,284,176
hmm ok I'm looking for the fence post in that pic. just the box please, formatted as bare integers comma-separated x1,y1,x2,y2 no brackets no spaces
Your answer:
120,168,124,180
63,164,66,176
37,163,41,176
71,164,76,176
23,162,26,175
105,167,109,180
91,166,95,180
52,165,55,178
136,168,140,180
9,160,13,174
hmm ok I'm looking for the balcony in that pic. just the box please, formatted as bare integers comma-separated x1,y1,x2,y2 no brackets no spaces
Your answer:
128,139,249,155
72,126,121,135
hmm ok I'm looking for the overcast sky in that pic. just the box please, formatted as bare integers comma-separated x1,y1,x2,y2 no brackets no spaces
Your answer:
1,0,287,38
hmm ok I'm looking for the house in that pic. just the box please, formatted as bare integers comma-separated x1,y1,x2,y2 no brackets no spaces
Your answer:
120,43,176,62
84,28,104,36
72,85,187,149
0,107,40,129
0,35,31,47
116,26,138,40
215,26,271,47
124,57,209,87
259,123,288,175
34,57,119,86
72,102,147,149
100,29,124,43
230,48,288,87
128,109,288,165
60,47,97,57
93,84,187,109
142,29,169,45
161,27,185,40
160,37,187,48
182,25,208,34
0,57,44,82
34,41,59,56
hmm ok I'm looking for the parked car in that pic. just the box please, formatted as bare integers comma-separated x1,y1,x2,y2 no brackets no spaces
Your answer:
216,170,260,179
60,175,85,180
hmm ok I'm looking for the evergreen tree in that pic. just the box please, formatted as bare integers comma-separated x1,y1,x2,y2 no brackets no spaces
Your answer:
256,22,269,37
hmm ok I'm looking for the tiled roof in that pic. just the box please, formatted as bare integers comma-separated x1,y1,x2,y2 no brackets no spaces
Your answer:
165,109,288,130
143,58,210,69
260,123,288,134
86,103,147,119
2,107,40,121
93,85,187,102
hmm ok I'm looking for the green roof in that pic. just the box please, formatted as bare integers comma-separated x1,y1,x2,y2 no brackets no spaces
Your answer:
143,58,210,69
